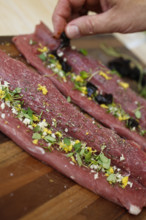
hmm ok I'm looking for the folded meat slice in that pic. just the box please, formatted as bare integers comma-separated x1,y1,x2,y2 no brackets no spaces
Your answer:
0,98,146,215
0,49,146,188
13,23,146,152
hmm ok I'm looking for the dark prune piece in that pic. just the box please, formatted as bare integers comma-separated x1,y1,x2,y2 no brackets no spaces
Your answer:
51,50,58,57
142,74,146,87
108,57,131,77
126,118,139,129
60,32,70,48
50,50,72,72
95,94,113,105
60,59,72,72
86,82,97,97
108,57,141,81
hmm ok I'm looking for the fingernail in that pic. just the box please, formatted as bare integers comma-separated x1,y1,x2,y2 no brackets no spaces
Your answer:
66,25,80,39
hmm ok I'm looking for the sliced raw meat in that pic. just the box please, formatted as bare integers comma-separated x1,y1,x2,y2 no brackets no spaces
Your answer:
0,101,145,215
35,23,146,129
13,23,146,152
0,49,146,188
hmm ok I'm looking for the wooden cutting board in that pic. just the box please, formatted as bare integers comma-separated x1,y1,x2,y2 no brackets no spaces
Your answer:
0,35,145,220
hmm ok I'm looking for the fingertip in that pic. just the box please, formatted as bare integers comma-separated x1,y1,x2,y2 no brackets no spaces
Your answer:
52,15,67,38
65,24,81,39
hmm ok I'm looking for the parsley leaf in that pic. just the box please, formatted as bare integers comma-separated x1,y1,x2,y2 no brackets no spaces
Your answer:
32,133,41,140
135,109,141,119
63,138,71,146
44,135,56,143
79,49,88,56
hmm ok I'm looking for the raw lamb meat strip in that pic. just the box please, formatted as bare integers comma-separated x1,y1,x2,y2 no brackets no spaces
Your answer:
35,22,146,130
13,25,146,152
0,101,145,215
64,49,146,129
0,49,146,188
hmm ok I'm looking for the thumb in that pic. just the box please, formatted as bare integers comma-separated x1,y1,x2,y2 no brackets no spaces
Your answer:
65,10,118,38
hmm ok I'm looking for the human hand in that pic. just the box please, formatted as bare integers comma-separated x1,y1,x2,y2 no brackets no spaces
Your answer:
52,0,146,38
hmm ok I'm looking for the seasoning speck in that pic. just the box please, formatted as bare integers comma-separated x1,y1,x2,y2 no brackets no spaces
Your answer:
94,173,99,180
1,113,5,119
65,128,68,132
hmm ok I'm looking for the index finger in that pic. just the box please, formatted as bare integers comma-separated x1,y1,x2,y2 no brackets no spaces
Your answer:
52,0,86,37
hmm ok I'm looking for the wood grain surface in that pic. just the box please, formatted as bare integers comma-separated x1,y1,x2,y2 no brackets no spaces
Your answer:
0,35,145,220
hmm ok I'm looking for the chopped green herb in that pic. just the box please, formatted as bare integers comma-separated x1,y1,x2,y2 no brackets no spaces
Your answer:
101,144,106,151
29,39,37,45
44,135,56,143
67,96,71,103
76,153,82,166
140,129,146,136
84,151,92,163
63,137,71,146
80,71,90,79
52,119,57,128
140,87,146,98
98,153,111,169
66,152,74,157
135,109,141,119
13,87,22,94
33,126,41,132
73,142,81,152
39,111,44,119
79,49,88,56
107,174,116,183
38,53,47,61
32,133,41,140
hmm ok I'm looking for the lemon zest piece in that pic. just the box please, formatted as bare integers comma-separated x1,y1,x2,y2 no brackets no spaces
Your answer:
55,131,62,138
37,84,48,95
81,86,87,94
37,46,48,53
109,167,114,174
99,71,112,80
33,115,39,122
0,89,5,99
122,176,129,188
48,54,55,59
32,139,38,145
118,114,130,121
71,156,76,163
118,81,129,89
32,123,37,127
56,63,62,70
75,75,84,82
100,104,108,109
75,140,80,144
